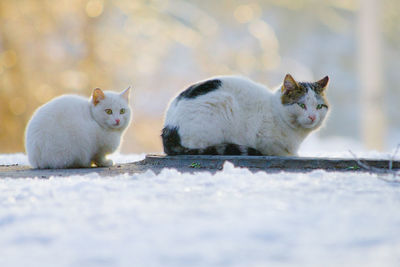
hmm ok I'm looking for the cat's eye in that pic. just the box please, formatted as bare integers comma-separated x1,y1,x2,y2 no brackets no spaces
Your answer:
105,109,113,115
316,104,328,110
297,103,306,109
120,108,125,114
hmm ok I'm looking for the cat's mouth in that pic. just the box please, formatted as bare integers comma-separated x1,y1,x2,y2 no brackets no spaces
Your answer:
110,122,122,129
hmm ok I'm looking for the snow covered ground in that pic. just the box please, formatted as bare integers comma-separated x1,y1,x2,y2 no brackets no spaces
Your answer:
1,138,400,267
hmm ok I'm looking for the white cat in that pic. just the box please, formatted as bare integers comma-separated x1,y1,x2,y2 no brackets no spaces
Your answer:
25,87,131,168
162,74,329,156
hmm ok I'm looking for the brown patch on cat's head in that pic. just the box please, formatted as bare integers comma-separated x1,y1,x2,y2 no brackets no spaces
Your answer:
92,88,105,106
281,74,307,105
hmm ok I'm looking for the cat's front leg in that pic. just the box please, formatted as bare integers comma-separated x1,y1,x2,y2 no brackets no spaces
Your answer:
93,155,114,167
259,140,294,157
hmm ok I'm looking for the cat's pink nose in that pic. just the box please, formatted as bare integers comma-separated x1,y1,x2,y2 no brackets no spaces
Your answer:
115,119,120,125
308,115,316,122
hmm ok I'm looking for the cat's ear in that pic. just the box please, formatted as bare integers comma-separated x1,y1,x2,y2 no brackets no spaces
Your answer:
315,76,329,94
282,74,299,93
317,76,329,88
92,88,105,106
120,86,131,102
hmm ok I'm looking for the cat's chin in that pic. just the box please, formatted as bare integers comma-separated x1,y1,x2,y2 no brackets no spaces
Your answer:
300,122,319,130
107,124,125,131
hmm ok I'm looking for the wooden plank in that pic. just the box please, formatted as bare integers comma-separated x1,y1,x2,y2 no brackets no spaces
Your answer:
0,155,398,179
143,155,400,171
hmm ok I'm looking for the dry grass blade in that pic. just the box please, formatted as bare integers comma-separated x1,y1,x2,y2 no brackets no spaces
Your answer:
389,144,400,171
348,149,400,184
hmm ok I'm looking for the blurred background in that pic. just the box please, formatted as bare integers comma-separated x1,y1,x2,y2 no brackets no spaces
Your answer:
0,0,399,154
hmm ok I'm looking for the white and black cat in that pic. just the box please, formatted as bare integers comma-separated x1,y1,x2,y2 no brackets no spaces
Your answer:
162,74,329,156
25,87,131,168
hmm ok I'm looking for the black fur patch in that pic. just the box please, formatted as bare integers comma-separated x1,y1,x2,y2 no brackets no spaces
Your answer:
161,127,263,156
185,149,198,155
247,147,263,156
202,146,218,155
161,126,182,155
177,79,222,100
299,82,324,95
223,144,242,155
185,149,199,155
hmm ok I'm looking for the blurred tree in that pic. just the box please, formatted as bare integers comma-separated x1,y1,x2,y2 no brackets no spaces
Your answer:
0,1,28,152
358,0,386,150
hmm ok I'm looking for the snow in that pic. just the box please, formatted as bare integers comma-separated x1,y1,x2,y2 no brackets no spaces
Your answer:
1,144,400,267
299,133,400,159
0,153,30,166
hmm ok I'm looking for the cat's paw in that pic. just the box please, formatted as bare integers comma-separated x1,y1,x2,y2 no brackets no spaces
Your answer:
95,158,114,167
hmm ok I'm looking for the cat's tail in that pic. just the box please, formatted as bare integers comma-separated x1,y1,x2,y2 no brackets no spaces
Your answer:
161,126,263,156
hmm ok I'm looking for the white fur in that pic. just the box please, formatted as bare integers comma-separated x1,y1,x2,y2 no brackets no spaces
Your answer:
164,76,329,156
25,88,131,168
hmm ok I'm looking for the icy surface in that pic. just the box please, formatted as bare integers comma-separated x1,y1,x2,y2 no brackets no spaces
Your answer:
1,153,400,267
